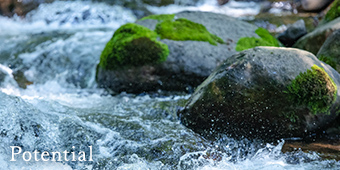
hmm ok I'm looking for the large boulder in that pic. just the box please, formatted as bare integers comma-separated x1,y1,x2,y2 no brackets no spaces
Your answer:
178,47,340,141
293,17,340,55
317,29,340,73
96,11,259,94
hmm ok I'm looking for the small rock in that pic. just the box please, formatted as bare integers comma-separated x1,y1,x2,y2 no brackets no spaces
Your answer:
278,19,307,47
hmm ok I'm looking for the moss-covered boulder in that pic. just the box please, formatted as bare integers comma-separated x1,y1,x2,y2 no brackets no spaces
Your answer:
293,17,340,55
98,23,169,70
96,11,259,94
317,29,340,73
178,47,340,141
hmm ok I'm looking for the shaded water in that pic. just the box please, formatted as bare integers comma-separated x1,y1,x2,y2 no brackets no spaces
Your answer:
0,0,340,169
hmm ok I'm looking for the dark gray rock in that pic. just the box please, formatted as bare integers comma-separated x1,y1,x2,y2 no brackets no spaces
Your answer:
97,11,259,94
278,19,307,47
317,29,340,73
178,47,340,141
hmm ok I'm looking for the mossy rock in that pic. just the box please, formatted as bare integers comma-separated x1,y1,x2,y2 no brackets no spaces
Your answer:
321,0,340,25
293,17,340,55
317,29,340,73
97,11,259,94
178,47,340,141
98,23,169,70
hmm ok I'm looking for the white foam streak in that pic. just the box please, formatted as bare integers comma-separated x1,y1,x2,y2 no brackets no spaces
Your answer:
147,0,260,17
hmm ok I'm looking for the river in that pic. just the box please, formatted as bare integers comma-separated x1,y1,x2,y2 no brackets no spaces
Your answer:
0,0,339,169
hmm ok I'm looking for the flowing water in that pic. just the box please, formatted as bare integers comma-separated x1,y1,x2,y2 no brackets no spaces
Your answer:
0,0,339,169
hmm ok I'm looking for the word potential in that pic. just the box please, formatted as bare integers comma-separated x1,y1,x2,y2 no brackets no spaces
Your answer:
10,146,93,162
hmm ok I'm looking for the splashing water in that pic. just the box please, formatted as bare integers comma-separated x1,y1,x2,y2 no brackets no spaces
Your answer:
0,0,340,169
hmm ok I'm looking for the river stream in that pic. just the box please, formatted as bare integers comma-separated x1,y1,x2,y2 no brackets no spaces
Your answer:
0,0,339,169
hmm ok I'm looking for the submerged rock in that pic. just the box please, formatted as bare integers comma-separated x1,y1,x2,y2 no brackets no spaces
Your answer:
0,69,6,84
96,11,258,94
178,47,340,141
0,64,20,88
293,17,340,55
282,140,340,161
317,29,340,73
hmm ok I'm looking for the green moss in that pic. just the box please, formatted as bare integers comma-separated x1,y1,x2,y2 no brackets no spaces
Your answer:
155,18,224,46
140,14,175,21
319,55,337,69
286,65,337,115
235,27,281,51
99,23,169,70
324,0,340,23
284,111,299,123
